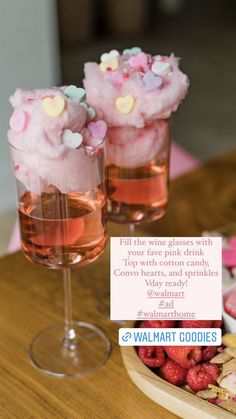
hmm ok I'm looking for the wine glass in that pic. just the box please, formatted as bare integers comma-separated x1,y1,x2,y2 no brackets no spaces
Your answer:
9,139,111,377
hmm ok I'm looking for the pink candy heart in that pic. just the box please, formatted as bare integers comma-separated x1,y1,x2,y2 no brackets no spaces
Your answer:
222,248,236,268
128,52,148,71
104,70,123,87
143,71,163,91
10,110,29,132
88,120,107,140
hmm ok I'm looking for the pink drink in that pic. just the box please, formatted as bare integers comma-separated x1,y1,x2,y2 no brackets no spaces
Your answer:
107,161,168,223
18,188,106,268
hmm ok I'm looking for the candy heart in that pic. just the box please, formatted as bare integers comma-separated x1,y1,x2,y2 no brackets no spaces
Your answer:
10,110,29,132
100,58,119,72
151,61,171,76
115,95,135,114
88,120,107,140
128,52,148,70
101,49,119,63
42,96,65,117
87,106,96,121
143,71,163,91
123,47,142,55
62,129,83,149
104,70,123,87
64,85,86,102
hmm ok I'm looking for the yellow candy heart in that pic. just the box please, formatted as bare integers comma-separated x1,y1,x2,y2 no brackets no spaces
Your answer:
42,96,66,117
115,95,135,114
99,58,119,72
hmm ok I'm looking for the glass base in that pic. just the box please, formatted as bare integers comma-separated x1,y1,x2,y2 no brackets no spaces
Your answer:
29,321,111,377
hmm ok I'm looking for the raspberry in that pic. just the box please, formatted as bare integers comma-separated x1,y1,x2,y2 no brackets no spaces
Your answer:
138,346,165,368
179,320,212,328
186,363,220,392
139,321,151,328
159,358,187,386
202,346,217,361
212,320,223,328
149,320,176,328
164,346,202,369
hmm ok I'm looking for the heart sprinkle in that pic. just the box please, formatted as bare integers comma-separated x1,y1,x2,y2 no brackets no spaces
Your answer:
115,95,135,114
143,71,163,91
128,52,148,71
151,61,171,76
100,49,119,63
123,47,142,55
104,70,123,87
100,58,119,72
62,129,83,149
10,110,29,132
42,96,66,117
88,120,107,140
87,106,96,121
64,85,86,102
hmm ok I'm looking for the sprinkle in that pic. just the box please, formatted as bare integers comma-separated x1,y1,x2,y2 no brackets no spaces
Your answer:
100,49,119,63
62,129,83,149
123,47,142,55
88,120,107,140
143,71,163,91
100,58,119,72
42,96,65,117
64,85,86,102
115,95,135,114
151,61,171,76
128,52,148,71
10,110,29,132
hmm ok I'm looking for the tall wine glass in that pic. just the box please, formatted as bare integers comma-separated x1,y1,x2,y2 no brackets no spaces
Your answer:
10,139,111,377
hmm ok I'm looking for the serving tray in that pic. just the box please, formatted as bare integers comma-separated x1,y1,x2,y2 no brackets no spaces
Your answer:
121,322,235,419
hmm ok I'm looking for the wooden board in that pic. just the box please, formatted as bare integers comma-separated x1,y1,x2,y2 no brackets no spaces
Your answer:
121,322,235,419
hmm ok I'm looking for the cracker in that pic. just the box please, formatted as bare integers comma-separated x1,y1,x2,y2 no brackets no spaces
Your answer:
220,400,236,415
196,389,217,399
222,359,236,378
222,333,236,348
225,347,236,358
210,352,232,364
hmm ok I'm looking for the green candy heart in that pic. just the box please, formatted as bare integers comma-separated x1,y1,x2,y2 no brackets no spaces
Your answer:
64,85,86,103
123,47,142,55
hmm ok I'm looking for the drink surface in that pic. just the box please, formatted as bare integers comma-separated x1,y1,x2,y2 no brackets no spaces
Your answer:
107,161,168,224
18,188,106,268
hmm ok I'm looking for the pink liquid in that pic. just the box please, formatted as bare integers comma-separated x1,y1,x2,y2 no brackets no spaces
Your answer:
18,188,106,268
107,162,168,224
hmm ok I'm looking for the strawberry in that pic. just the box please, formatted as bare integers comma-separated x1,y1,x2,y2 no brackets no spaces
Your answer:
159,358,187,386
186,363,220,392
212,320,223,328
202,346,217,361
164,346,202,369
179,320,212,328
148,320,176,328
138,346,165,368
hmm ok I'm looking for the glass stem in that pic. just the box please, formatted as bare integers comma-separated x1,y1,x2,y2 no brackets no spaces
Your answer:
63,268,77,349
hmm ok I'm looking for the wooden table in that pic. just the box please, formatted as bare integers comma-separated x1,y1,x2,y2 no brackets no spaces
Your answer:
0,150,236,419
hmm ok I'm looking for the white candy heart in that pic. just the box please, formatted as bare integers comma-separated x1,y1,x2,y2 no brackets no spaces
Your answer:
87,106,96,121
101,49,119,63
62,129,83,149
151,61,171,76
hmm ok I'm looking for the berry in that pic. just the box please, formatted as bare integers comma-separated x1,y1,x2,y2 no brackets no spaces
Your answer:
164,346,202,369
139,321,151,328
138,346,165,368
179,320,212,328
186,363,220,392
212,320,223,328
149,320,176,328
225,290,236,319
202,346,217,361
159,358,187,386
